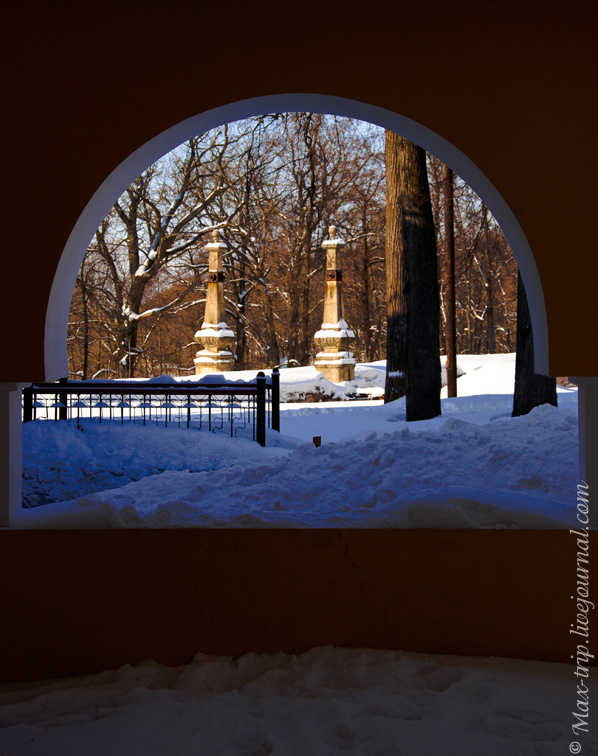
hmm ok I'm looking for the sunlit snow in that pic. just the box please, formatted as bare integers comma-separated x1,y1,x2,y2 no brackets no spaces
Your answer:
2,355,591,755
16,354,579,529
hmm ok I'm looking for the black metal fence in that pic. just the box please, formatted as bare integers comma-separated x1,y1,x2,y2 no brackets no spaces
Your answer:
22,369,280,446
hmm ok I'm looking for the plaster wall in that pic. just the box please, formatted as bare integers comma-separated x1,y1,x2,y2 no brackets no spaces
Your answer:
1,529,595,684
0,0,596,682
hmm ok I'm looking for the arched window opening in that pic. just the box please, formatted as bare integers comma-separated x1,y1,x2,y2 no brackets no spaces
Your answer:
16,95,579,531
65,114,520,384
45,95,549,381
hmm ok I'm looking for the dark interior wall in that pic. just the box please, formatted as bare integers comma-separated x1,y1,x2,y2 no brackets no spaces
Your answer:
1,529,594,684
1,0,597,379
0,1,596,684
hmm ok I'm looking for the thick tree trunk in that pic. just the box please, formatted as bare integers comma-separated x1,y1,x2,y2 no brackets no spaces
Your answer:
385,132,441,420
404,142,441,421
78,275,90,380
486,274,495,352
299,249,311,366
263,295,280,367
235,321,246,369
234,258,247,369
384,131,408,402
465,273,473,353
360,238,373,362
120,321,140,378
119,276,147,377
443,165,457,397
287,285,301,366
512,271,557,416
287,234,315,367
482,206,496,353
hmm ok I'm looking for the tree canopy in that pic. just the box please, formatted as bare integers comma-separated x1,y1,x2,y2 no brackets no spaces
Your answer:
68,113,518,380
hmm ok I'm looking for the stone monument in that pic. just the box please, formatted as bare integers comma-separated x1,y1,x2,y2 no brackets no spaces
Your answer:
313,225,356,382
194,229,236,375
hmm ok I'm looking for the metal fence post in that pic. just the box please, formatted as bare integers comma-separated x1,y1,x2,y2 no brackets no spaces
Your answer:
22,385,33,423
271,367,280,432
58,377,68,421
20,380,269,445
256,371,266,447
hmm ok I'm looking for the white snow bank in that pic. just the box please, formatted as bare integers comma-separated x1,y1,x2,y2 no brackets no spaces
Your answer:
441,352,516,397
174,355,466,401
21,421,295,509
18,403,578,529
0,646,590,756
184,364,360,402
18,354,580,529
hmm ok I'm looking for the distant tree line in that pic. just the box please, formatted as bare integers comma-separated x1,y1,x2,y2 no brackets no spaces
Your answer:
68,114,518,380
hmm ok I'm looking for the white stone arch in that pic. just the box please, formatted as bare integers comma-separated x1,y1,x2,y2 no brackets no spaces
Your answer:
44,93,549,381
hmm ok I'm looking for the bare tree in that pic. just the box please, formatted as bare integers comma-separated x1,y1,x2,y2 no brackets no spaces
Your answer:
512,271,557,416
384,132,441,421
428,154,518,360
384,131,408,402
69,114,516,382
443,165,457,396
73,127,254,377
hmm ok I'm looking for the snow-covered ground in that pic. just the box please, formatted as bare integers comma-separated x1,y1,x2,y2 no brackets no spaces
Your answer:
3,354,591,755
17,353,579,529
1,646,591,756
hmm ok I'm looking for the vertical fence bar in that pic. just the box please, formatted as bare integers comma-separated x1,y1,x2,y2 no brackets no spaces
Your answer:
271,368,280,432
22,386,33,423
58,378,68,421
267,384,271,429
21,381,271,445
256,372,266,447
